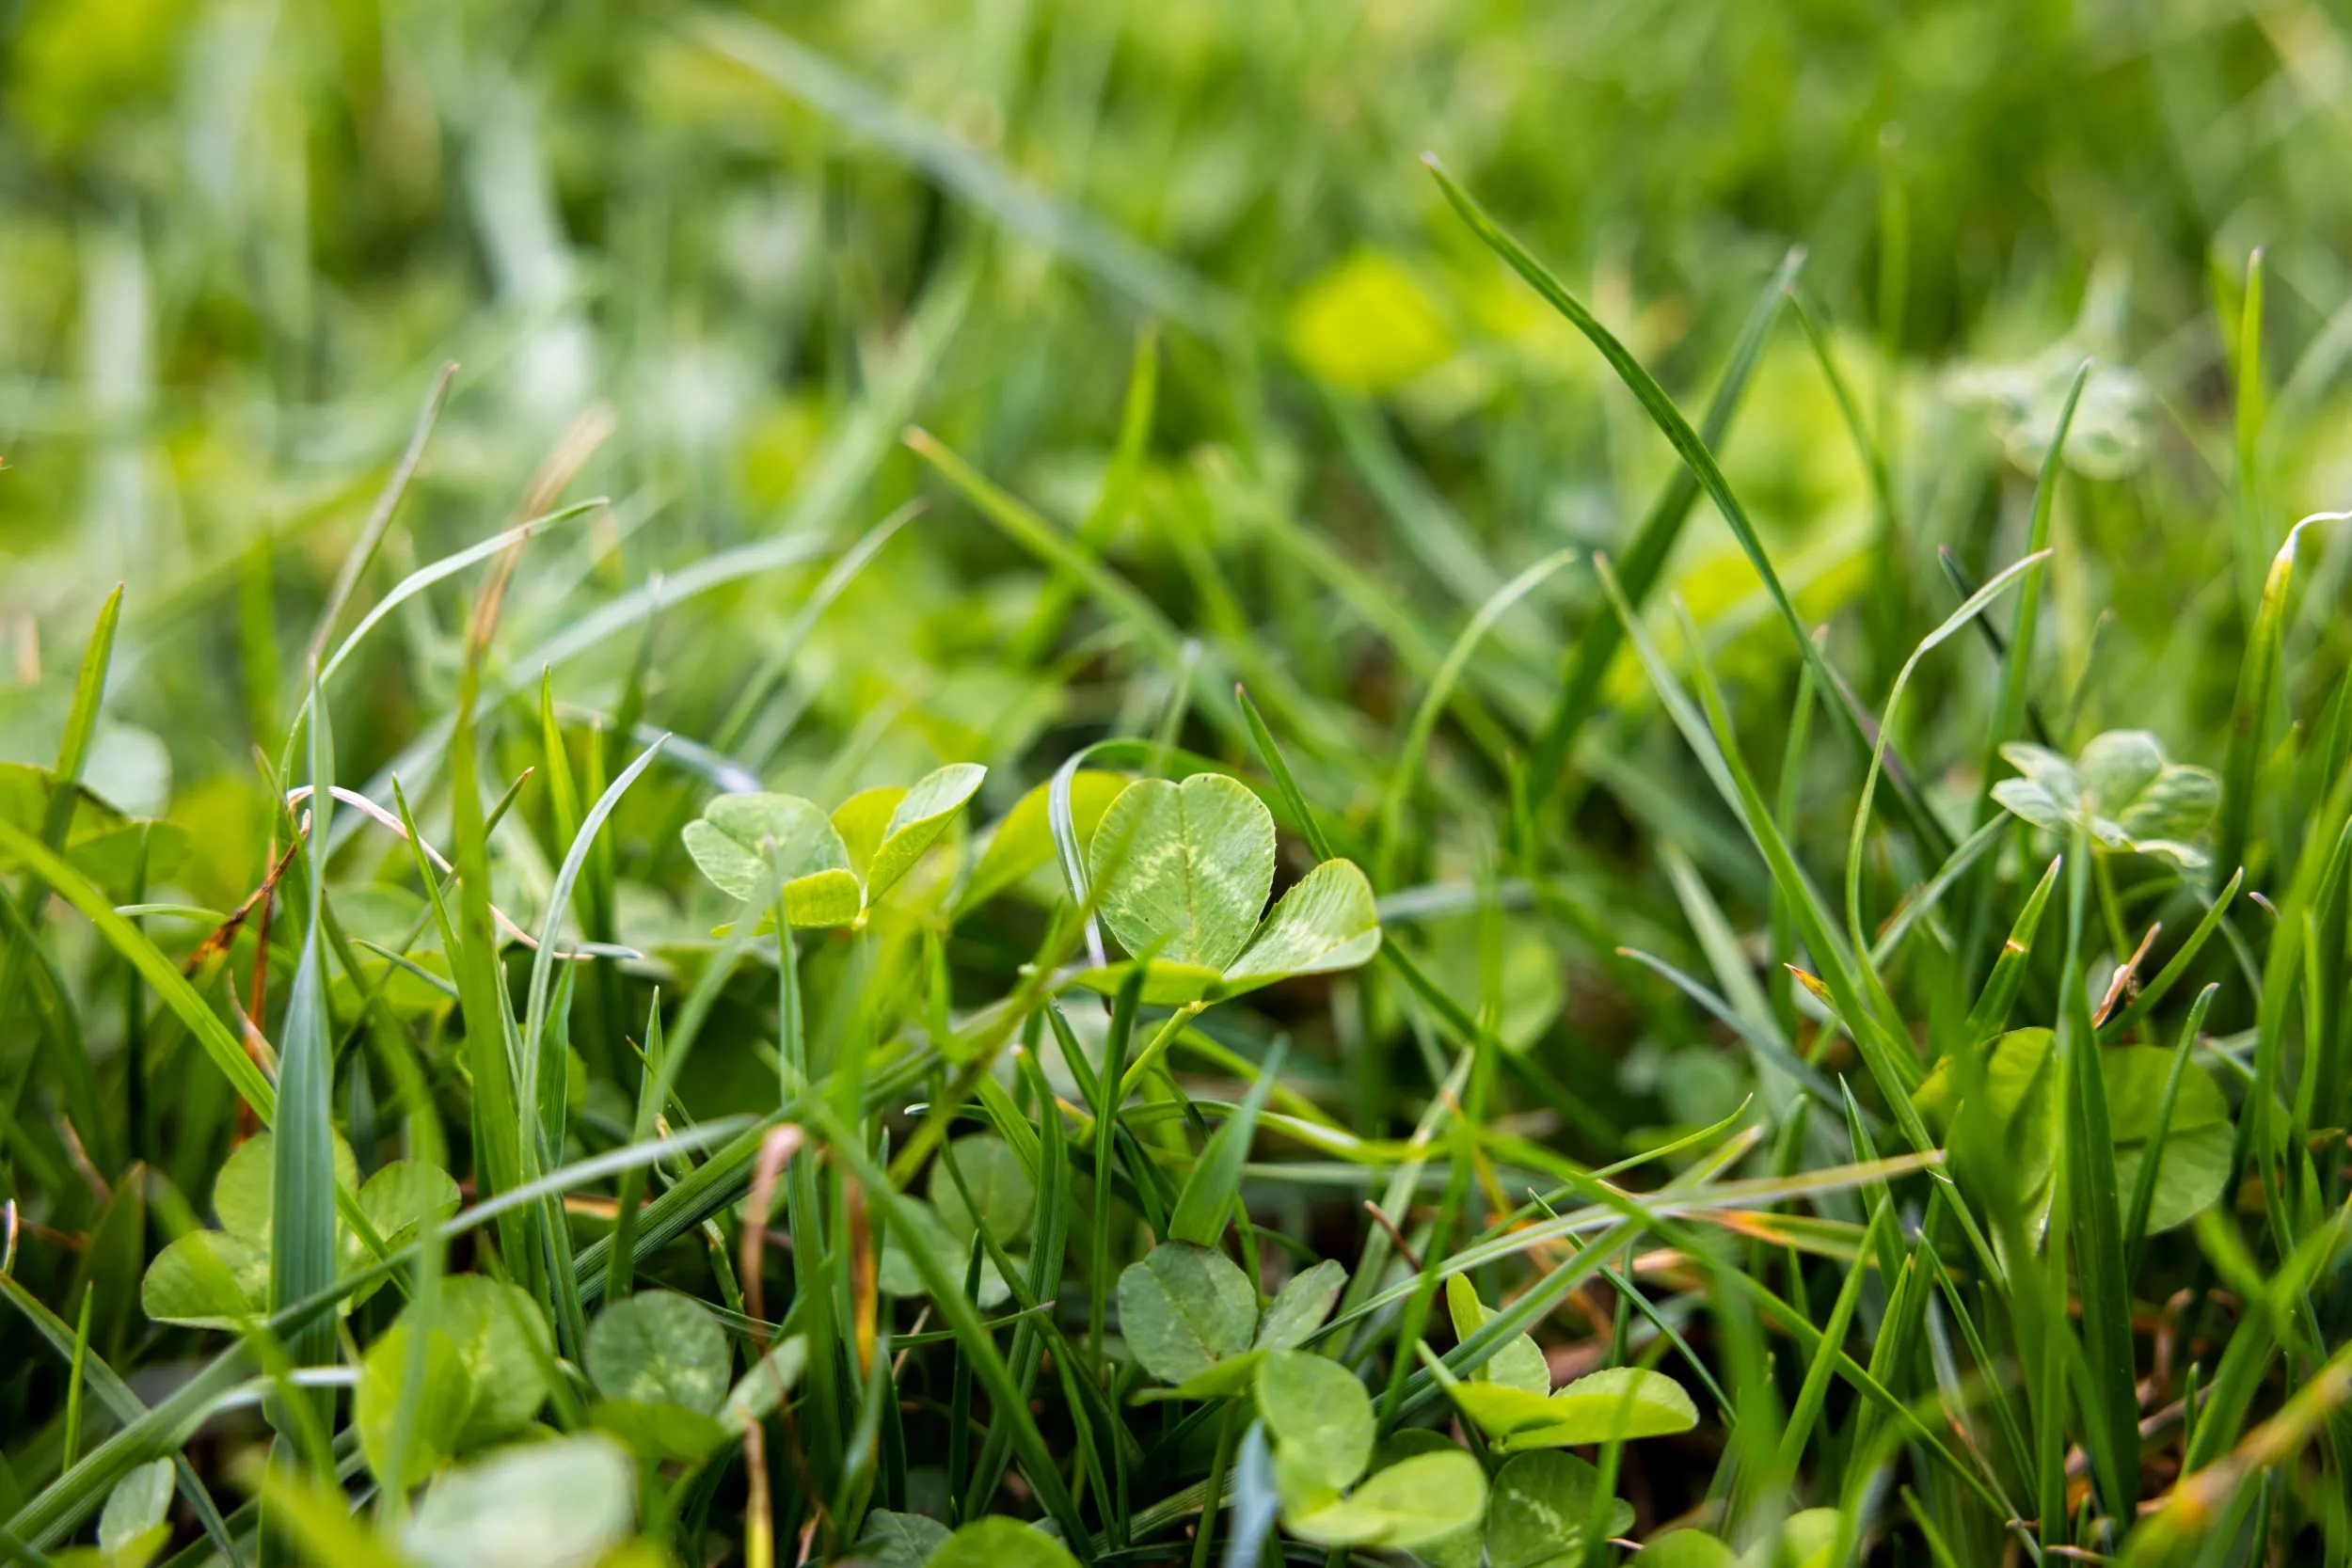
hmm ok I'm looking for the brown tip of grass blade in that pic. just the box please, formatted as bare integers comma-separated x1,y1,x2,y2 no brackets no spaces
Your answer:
469,404,617,657
2091,922,2161,1027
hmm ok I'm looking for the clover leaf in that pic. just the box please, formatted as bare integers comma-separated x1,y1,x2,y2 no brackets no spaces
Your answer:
1914,1028,2230,1236
141,1132,455,1326
1486,1451,1634,1568
1118,1244,1347,1396
683,763,986,927
1991,731,2219,866
1427,1348,1697,1453
1256,1351,1487,1551
1445,1275,1550,1396
1081,773,1380,1005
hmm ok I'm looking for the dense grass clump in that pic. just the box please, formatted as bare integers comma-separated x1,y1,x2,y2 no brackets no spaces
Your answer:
5,3,2352,1566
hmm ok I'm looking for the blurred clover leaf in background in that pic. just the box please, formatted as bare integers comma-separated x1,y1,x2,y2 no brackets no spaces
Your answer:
1992,730,2220,866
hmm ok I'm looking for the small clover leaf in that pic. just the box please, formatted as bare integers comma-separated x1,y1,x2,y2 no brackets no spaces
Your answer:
684,764,987,927
585,1291,730,1415
1993,732,2218,866
1080,773,1381,1006
1255,1351,1489,1552
1428,1347,1697,1453
1486,1450,1634,1568
1117,1240,1257,1386
1445,1275,1549,1396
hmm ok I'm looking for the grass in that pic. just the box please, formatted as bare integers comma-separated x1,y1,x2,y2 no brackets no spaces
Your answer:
4,0,2352,1564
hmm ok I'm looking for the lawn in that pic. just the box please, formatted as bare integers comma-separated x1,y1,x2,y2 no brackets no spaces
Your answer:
2,1,2349,1565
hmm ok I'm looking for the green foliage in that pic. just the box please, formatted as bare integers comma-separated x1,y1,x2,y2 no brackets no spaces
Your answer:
5,3,2351,1561
1993,731,2222,864
398,1435,636,1568
1485,1451,1634,1568
1084,773,1381,1003
585,1290,731,1413
925,1516,1078,1568
1116,1241,1257,1387
1256,1349,1489,1549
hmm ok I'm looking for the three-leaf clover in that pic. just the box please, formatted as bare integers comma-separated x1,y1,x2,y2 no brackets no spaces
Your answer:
1082,772,1381,1005
683,763,986,927
1991,730,2219,866
140,1132,457,1328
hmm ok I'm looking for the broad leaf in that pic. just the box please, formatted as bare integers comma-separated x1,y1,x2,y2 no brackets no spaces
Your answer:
1220,859,1381,990
961,770,1125,911
1486,1451,1633,1568
1776,1509,1844,1568
2105,1044,2232,1233
345,1162,461,1303
96,1462,173,1560
855,1510,952,1568
1444,1366,1697,1451
1503,1368,1700,1449
1637,1530,1738,1568
831,786,905,882
876,1197,1012,1309
356,1161,462,1245
586,1291,731,1416
866,762,986,897
1254,1259,1347,1351
437,1275,554,1447
1089,774,1275,971
1165,1348,1267,1401
1915,1026,2059,1208
2076,729,2165,814
1117,1240,1258,1386
140,1230,269,1328
1283,1449,1488,1550
926,1516,1080,1568
1993,733,2217,865
356,1325,474,1489
1255,1350,1374,1491
589,1399,730,1465
1446,1275,1550,1396
682,792,863,926
930,1134,1036,1245
402,1433,634,1568
211,1131,358,1239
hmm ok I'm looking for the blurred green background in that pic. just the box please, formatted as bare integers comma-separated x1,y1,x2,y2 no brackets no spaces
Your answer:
1,0,2345,1006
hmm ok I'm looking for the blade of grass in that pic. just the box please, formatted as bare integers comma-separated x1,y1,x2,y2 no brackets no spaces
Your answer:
1529,246,1804,797
1424,155,1954,863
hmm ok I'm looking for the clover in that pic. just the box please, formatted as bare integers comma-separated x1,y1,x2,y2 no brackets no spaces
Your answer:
1254,1349,1489,1553
1079,771,1381,1005
1991,730,2220,867
681,763,987,927
1421,1275,1698,1453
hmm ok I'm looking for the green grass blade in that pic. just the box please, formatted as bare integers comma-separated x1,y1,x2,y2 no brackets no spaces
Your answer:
1528,247,1803,796
1374,548,1576,884
2217,512,2352,883
1424,154,1953,863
